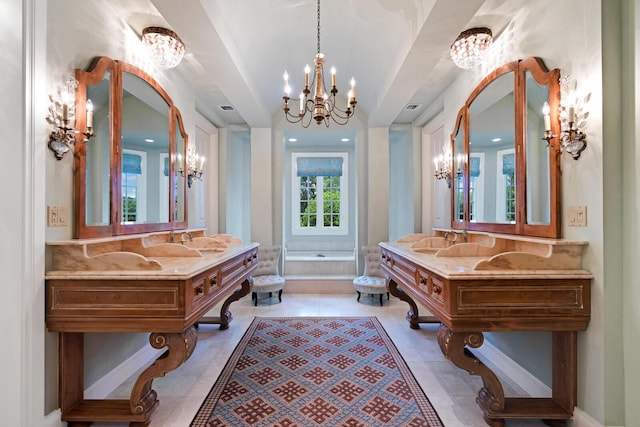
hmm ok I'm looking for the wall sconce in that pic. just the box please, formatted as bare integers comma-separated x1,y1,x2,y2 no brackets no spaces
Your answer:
177,147,205,188
434,149,462,188
541,101,587,160
46,77,95,160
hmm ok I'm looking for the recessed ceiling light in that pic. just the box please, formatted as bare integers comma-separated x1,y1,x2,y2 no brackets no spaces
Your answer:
341,138,350,142
288,138,297,142
145,138,154,143
491,137,502,142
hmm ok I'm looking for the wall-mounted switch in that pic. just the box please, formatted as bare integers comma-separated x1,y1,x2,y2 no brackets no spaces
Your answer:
47,206,68,227
567,206,577,226
575,206,587,227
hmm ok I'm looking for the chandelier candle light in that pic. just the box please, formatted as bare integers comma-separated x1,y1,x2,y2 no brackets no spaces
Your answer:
282,0,357,127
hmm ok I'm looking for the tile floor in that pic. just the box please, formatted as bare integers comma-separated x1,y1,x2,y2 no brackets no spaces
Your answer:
101,293,549,427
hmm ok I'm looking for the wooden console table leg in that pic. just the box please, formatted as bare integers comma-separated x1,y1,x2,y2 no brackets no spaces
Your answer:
551,331,577,412
58,332,84,417
386,277,439,329
197,278,253,330
129,326,198,417
437,325,506,427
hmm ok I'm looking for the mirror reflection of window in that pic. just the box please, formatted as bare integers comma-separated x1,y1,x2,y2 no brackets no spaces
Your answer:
122,149,147,224
468,71,515,224
496,149,516,223
120,72,170,225
469,154,485,222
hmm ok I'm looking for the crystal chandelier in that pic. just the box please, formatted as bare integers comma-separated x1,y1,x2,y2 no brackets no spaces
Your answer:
282,0,357,127
450,27,493,70
142,27,185,68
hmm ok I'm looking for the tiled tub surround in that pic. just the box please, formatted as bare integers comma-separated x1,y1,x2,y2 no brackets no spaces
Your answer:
381,231,592,427
45,231,257,427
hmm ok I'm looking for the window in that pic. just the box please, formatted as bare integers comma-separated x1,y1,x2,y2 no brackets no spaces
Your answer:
121,149,147,224
292,153,348,235
496,148,516,223
469,153,485,222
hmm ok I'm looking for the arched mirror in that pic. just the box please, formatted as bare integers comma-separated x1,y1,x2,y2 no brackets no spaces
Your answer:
74,57,188,238
450,57,560,238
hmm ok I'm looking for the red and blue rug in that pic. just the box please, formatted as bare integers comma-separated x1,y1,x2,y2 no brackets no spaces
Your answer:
190,317,443,426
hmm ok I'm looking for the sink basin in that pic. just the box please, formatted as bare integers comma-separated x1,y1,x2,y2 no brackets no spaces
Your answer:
182,237,229,252
409,237,453,253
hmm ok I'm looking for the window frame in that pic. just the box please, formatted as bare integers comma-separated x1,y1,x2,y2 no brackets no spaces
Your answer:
291,152,348,236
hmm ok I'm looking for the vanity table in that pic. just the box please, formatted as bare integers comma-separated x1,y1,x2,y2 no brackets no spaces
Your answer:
381,232,591,427
45,232,257,426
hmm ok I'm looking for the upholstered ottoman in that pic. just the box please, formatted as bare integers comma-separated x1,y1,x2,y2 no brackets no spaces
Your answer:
251,245,285,306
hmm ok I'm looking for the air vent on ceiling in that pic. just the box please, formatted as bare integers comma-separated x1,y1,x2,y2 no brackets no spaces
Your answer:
218,105,235,111
404,104,422,111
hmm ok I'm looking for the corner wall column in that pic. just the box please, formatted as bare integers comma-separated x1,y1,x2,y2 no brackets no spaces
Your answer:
367,127,390,244
250,128,273,244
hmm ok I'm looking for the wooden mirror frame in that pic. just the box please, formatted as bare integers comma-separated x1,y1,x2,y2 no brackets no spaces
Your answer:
450,57,561,238
74,56,188,238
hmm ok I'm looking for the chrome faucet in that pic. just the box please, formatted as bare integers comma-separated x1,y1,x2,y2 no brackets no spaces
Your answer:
169,230,176,243
461,230,468,243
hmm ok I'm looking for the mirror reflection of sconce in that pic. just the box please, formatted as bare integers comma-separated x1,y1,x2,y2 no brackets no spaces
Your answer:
177,147,205,188
46,76,94,160
434,148,462,188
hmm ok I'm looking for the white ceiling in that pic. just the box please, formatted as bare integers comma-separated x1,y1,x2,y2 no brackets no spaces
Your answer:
122,0,526,130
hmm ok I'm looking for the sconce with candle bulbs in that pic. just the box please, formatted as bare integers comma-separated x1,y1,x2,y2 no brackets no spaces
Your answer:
177,147,205,188
434,147,462,188
541,78,588,160
46,76,95,160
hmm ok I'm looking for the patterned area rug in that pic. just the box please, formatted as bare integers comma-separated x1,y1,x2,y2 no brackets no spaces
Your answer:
190,317,443,426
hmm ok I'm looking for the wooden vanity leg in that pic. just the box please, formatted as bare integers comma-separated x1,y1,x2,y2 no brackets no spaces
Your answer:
58,332,84,418
436,325,506,426
552,331,578,413
386,277,439,329
198,278,253,330
129,326,198,416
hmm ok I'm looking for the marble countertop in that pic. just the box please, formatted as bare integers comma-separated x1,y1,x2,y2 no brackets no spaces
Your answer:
45,242,259,280
380,241,593,280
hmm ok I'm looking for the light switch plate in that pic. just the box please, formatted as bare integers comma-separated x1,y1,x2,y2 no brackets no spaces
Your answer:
575,206,587,227
567,206,577,226
47,206,68,227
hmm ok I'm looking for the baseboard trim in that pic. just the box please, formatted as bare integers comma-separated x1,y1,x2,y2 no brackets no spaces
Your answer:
569,407,610,427
44,408,63,427
84,345,163,399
